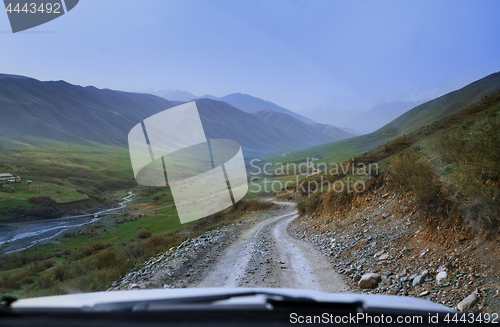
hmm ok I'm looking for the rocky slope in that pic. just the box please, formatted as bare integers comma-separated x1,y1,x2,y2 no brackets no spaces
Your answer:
279,181,500,314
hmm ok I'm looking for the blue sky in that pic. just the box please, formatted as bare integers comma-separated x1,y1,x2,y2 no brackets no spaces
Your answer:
1,0,500,111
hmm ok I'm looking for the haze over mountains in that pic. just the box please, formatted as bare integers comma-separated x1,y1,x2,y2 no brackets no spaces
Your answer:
277,71,500,162
152,89,198,102
347,100,423,134
251,110,355,145
0,74,354,158
298,84,451,134
154,83,452,135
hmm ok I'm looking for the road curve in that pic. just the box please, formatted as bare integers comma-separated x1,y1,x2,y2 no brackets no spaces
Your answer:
193,203,348,293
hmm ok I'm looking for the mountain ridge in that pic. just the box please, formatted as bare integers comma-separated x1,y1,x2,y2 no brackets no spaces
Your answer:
0,75,335,158
252,110,355,144
200,92,317,124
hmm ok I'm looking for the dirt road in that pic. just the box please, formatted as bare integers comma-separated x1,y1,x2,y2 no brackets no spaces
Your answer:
190,203,348,292
112,203,349,293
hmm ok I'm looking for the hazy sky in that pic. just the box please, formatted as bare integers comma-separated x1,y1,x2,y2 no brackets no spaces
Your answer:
1,0,499,111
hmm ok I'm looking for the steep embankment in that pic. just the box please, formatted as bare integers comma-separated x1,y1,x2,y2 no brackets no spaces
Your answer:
281,177,500,314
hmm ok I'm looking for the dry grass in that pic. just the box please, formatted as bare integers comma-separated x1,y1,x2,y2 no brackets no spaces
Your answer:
432,114,500,231
388,149,440,208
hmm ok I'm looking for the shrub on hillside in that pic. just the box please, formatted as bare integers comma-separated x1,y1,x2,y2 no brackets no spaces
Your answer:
38,277,55,289
433,117,500,195
137,229,152,239
323,188,355,215
72,241,110,260
126,241,146,259
53,266,67,282
297,198,306,216
30,260,54,273
92,248,119,270
389,150,440,207
1,270,34,290
234,199,274,212
1,276,20,290
303,191,323,216
0,252,33,271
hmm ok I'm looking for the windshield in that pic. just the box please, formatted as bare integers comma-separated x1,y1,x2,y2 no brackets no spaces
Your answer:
1,0,499,320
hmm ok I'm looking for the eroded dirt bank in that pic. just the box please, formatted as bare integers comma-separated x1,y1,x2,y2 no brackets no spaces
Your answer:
279,183,500,314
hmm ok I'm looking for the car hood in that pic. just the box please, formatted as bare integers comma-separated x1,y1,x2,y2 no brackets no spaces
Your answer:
12,287,455,313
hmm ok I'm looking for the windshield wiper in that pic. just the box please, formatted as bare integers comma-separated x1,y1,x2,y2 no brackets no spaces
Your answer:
90,291,359,313
0,296,18,316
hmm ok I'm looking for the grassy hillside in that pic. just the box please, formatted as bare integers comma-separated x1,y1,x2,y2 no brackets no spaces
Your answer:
252,110,331,144
308,123,357,140
265,71,500,166
295,89,500,235
0,139,135,220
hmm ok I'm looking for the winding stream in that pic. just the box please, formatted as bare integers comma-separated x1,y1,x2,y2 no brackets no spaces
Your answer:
0,192,134,254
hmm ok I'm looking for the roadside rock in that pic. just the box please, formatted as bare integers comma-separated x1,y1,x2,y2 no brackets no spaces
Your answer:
457,291,480,312
436,271,448,283
412,275,425,287
358,273,382,289
108,227,229,291
379,254,390,261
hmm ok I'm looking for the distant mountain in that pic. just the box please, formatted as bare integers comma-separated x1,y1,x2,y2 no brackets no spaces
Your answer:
154,89,198,102
252,110,353,144
202,93,317,124
348,101,423,134
0,75,331,158
299,85,450,132
298,96,371,127
0,77,172,147
0,73,31,80
198,94,218,100
337,127,360,135
308,123,357,140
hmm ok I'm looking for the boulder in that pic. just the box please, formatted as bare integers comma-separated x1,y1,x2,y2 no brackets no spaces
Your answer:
358,273,382,289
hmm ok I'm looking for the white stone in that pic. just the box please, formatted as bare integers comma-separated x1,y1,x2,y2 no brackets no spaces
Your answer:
436,271,448,283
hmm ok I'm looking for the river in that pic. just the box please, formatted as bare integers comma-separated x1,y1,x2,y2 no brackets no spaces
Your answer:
0,192,134,254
